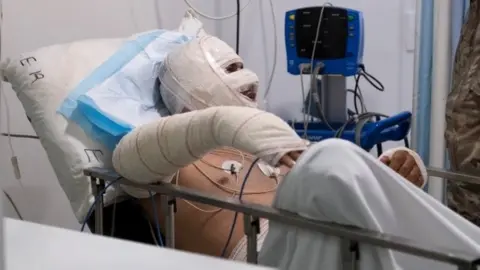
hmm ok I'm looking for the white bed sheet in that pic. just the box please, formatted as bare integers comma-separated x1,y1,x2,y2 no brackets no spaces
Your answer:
5,218,272,270
259,139,480,270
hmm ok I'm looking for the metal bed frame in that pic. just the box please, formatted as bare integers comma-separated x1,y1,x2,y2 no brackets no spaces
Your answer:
84,166,480,269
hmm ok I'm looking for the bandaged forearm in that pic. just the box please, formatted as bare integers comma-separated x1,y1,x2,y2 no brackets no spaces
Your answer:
112,106,307,186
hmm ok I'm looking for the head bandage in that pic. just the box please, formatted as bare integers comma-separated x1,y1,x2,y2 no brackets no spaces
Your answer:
158,35,259,113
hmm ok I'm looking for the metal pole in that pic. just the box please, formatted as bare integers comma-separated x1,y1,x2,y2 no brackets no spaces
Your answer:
90,177,104,235
162,195,176,248
244,215,260,264
427,167,480,185
410,0,423,151
320,75,347,123
428,0,452,203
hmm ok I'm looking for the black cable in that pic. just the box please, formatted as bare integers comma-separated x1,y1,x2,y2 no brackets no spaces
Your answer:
235,0,241,54
1,133,39,139
352,75,362,115
149,190,165,246
352,64,385,115
347,89,362,111
81,178,122,232
220,157,260,258
359,64,384,92
404,137,410,148
3,190,23,220
375,115,383,156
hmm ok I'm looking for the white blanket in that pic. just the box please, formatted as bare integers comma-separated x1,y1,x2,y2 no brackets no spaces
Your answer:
259,139,480,270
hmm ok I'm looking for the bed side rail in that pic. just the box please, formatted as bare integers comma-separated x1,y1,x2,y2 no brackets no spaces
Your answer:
84,167,480,270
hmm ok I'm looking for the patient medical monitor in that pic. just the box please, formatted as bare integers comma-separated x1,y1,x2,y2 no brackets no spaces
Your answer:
285,6,364,76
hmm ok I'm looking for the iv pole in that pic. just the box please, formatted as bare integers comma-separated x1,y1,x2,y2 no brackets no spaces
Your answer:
428,0,451,203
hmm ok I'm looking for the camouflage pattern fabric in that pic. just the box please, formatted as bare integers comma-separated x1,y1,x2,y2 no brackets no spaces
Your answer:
446,0,480,225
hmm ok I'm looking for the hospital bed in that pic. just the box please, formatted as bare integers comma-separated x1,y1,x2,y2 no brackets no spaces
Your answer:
84,166,480,270
1,4,479,269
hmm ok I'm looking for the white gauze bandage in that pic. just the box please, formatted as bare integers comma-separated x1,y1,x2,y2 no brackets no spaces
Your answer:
112,106,307,198
379,147,428,188
158,35,259,113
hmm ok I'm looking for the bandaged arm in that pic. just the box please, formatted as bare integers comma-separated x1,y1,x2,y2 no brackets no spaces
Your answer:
112,106,307,189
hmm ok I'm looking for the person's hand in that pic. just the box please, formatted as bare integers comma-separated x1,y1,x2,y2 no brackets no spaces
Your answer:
380,150,424,187
278,151,303,168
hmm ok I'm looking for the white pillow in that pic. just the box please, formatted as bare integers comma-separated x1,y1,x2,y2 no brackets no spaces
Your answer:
0,10,206,223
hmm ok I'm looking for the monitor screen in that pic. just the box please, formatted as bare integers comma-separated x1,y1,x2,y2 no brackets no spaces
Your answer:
295,7,348,60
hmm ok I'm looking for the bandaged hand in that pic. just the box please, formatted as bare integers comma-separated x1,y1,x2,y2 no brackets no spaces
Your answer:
278,140,312,167
278,151,303,168
379,148,426,188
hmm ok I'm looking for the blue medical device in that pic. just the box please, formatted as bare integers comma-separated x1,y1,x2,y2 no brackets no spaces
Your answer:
285,6,364,76
285,6,411,151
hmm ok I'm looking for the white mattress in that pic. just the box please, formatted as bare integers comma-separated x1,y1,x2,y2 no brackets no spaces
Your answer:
5,218,273,270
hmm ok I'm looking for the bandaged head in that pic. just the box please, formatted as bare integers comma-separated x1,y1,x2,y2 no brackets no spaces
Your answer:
158,35,259,114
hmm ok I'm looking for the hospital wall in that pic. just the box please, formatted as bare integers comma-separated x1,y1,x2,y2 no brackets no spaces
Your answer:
0,0,417,229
